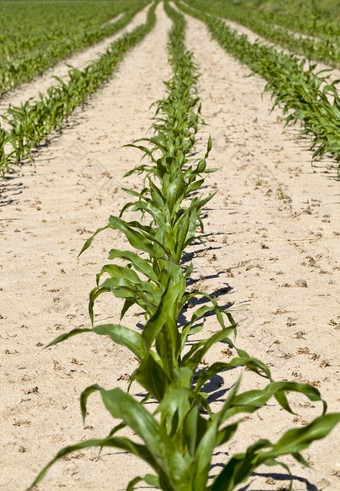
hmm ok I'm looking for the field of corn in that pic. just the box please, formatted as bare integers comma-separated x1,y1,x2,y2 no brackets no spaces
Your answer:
1,0,339,490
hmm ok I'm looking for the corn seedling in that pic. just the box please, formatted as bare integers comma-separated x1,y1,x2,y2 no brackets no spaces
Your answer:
277,183,287,200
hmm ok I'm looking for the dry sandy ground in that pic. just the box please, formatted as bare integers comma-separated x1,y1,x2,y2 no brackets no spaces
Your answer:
1,3,339,491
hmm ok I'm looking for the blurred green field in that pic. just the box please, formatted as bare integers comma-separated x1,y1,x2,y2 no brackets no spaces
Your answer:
0,0,148,93
0,1,142,61
186,0,340,39
239,0,340,22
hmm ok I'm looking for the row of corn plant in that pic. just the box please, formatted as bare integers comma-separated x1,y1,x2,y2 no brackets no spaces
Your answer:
184,0,340,42
30,2,340,490
0,1,149,95
177,0,340,170
0,2,157,177
183,0,340,69
0,0,132,60
249,0,340,43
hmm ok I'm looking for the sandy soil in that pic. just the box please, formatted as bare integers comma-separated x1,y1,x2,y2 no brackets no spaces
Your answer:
0,3,339,491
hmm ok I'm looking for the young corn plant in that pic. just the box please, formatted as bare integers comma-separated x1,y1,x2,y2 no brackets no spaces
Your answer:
41,0,242,402
0,2,149,96
30,2,340,490
0,127,11,176
31,373,339,490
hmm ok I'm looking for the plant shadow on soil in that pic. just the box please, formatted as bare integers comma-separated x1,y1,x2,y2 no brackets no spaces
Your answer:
0,177,23,208
236,471,318,491
135,261,235,334
207,465,319,491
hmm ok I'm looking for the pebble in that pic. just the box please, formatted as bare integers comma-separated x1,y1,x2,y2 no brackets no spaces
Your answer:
317,478,331,489
295,279,308,287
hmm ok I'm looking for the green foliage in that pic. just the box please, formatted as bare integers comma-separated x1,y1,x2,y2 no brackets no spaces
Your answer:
183,0,340,68
48,0,236,399
177,0,340,169
0,2,157,176
31,376,340,490
184,0,340,40
246,0,340,39
0,1,149,95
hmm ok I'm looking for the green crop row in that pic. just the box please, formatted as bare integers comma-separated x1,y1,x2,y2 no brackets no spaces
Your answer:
247,0,340,41
0,1,134,59
0,3,157,177
30,2,340,490
186,0,340,41
183,0,340,68
177,1,340,169
0,1,149,96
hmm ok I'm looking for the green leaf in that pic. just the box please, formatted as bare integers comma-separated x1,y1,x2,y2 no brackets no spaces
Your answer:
108,216,155,255
93,324,146,359
135,351,169,401
45,328,92,348
266,412,340,458
29,436,161,490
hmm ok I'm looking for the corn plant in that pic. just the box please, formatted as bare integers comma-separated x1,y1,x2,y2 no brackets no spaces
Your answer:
41,0,242,401
183,0,340,69
0,1,149,95
0,128,10,173
30,2,340,490
176,0,340,171
31,373,339,491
